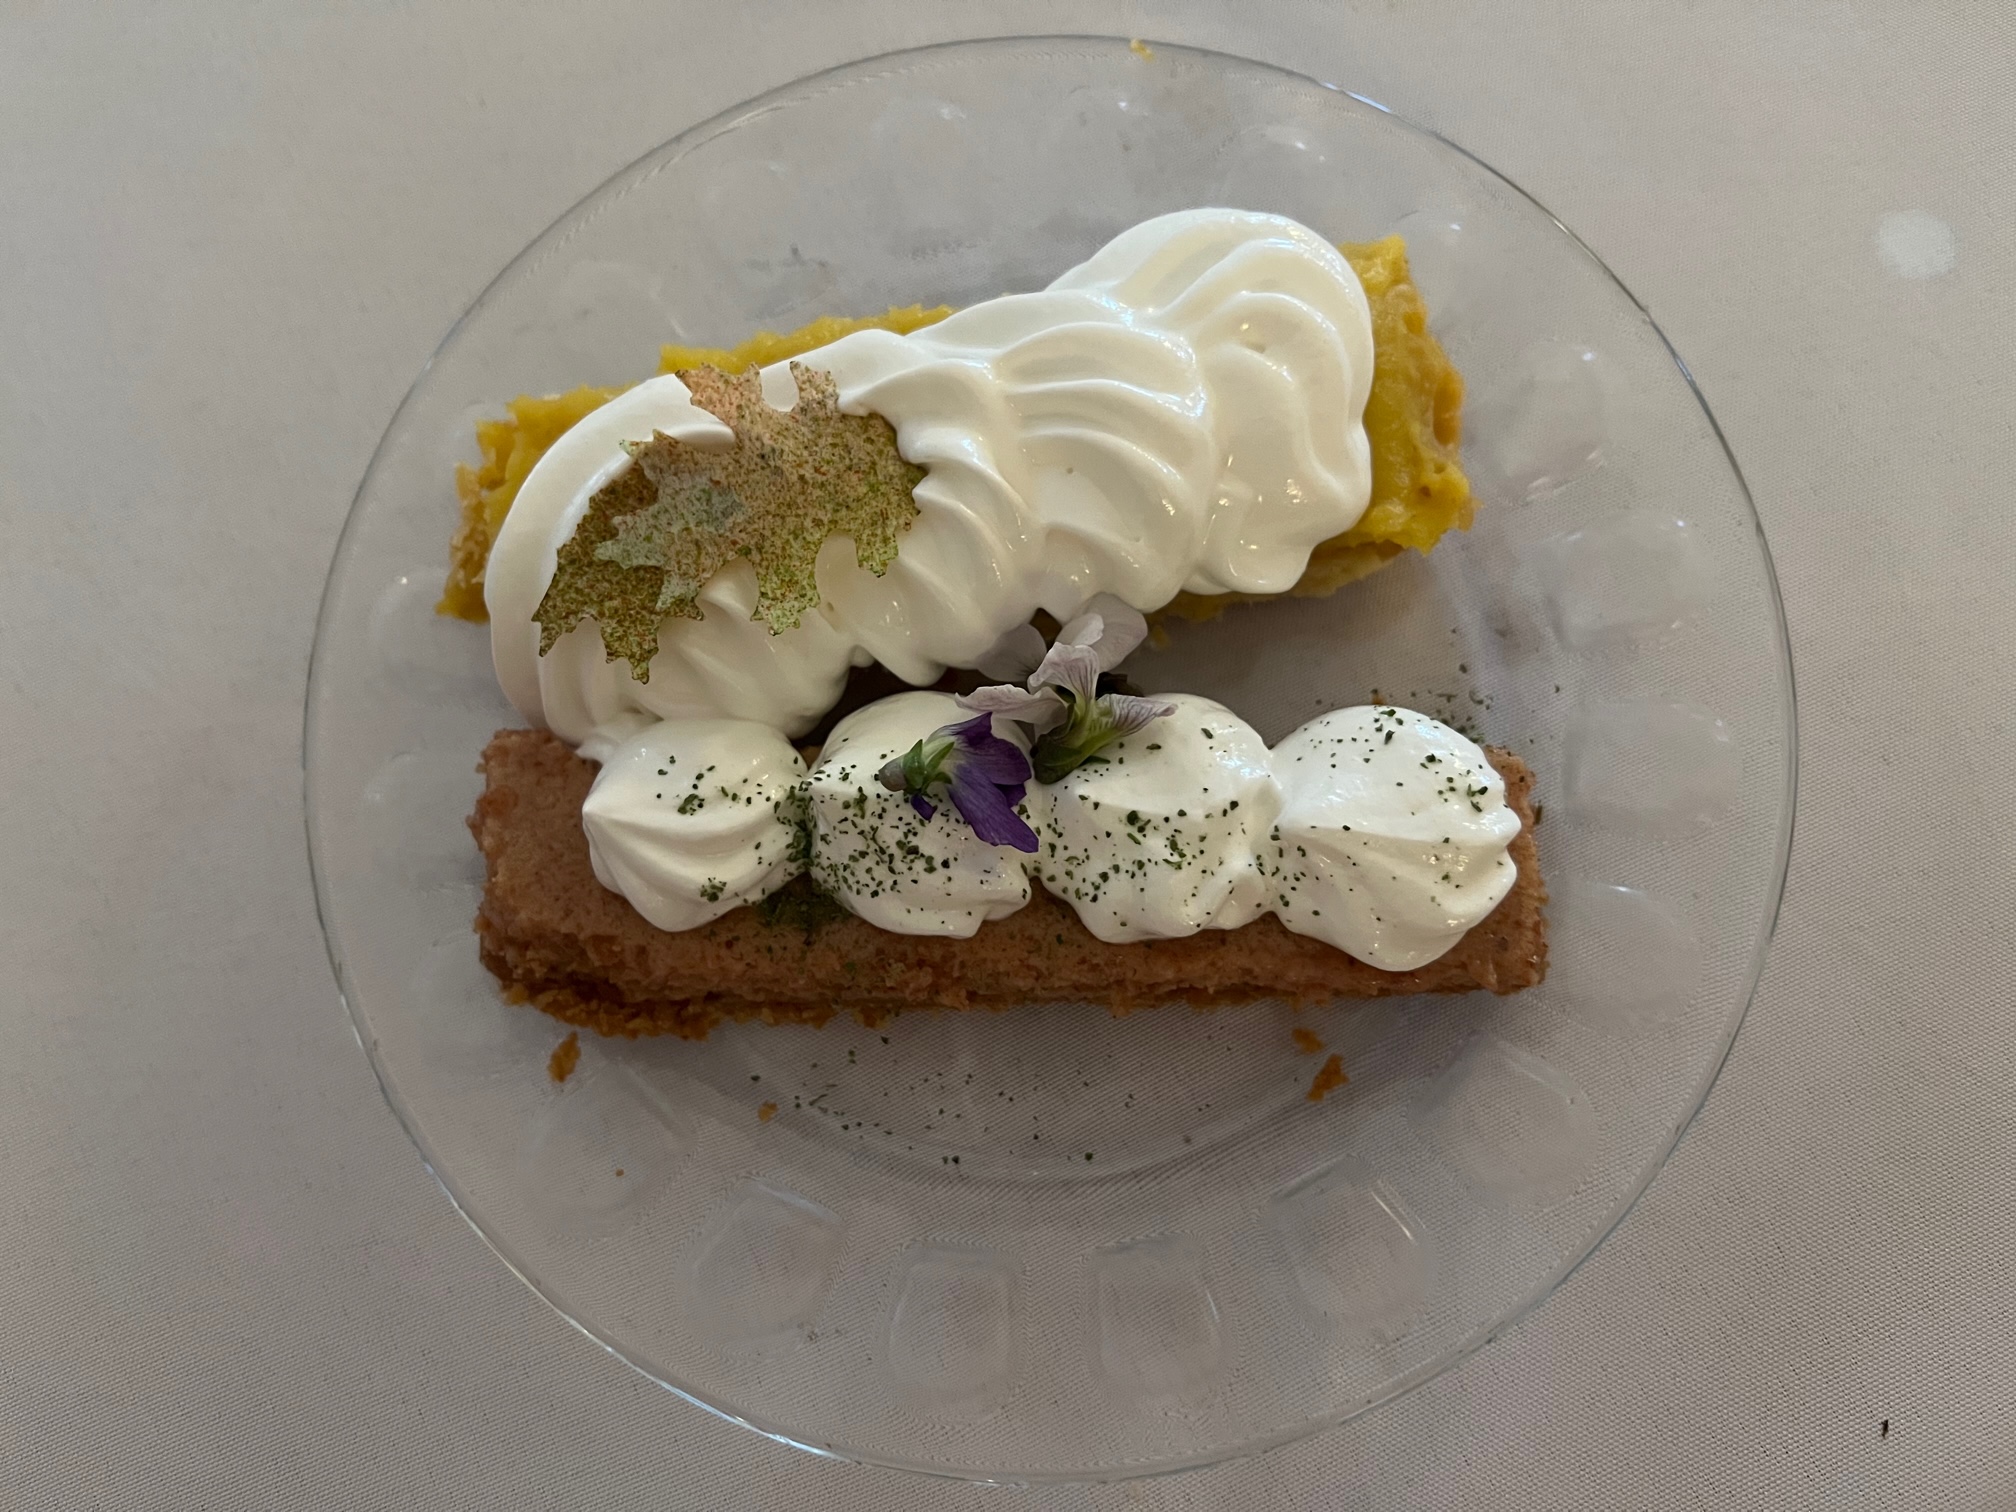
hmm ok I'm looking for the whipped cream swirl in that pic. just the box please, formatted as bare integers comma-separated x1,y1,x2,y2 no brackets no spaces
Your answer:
804,692,1034,938
1029,694,1281,942
1268,706,1521,969
576,715,806,932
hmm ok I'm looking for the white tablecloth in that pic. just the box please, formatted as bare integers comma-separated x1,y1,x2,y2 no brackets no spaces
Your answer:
5,3,2011,1506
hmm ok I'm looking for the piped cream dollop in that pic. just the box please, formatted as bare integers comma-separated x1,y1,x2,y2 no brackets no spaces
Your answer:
486,208,1375,742
803,692,1035,938
1028,694,1280,942
1268,706,1521,969
577,715,806,932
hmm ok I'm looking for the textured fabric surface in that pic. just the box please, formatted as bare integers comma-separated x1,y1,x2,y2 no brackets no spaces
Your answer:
2,2,2011,1507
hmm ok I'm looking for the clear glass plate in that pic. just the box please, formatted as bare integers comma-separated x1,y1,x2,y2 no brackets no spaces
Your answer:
306,36,1794,1483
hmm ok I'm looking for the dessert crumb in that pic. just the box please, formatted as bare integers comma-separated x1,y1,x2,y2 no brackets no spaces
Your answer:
758,1101,778,1123
547,1031,580,1083
1306,1053,1348,1102
1129,37,1156,59
1291,1026,1326,1056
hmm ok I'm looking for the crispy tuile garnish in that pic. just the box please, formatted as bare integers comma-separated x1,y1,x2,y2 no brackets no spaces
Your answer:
533,363,924,679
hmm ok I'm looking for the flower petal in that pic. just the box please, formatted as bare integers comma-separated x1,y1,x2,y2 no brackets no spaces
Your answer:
944,713,1034,786
1030,640,1102,704
1101,692,1177,736
946,761,1039,851
1085,594,1148,669
1055,593,1148,669
957,683,1068,732
1056,608,1103,648
907,792,937,821
975,622,1048,682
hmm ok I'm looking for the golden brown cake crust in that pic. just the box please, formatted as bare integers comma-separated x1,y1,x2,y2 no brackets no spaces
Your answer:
467,728,1548,1039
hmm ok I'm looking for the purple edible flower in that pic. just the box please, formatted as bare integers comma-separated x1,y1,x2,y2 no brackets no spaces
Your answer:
957,594,1174,784
876,714,1038,852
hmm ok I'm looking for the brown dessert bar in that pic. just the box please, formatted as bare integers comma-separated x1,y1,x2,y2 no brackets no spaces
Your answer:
468,728,1547,1039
